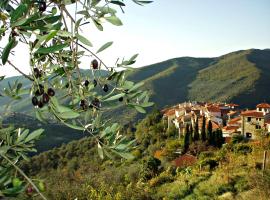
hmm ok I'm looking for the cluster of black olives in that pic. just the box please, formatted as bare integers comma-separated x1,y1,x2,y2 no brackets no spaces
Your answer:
32,85,55,108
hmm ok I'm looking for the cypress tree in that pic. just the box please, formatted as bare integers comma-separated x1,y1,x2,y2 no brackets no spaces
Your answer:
216,129,224,148
201,116,206,142
189,123,193,143
207,120,213,144
184,124,190,153
193,118,199,141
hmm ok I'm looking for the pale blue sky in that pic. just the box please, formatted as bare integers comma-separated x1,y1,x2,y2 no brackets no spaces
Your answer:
1,0,269,77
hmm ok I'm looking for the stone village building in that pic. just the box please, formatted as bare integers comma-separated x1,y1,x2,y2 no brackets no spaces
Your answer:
162,102,270,141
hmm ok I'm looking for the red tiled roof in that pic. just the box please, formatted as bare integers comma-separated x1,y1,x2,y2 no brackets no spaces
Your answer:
256,103,270,108
241,110,264,117
207,106,221,113
164,109,175,116
227,117,241,125
223,126,239,131
211,121,220,130
228,111,237,116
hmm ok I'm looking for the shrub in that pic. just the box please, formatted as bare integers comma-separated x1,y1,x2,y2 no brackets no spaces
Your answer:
216,183,236,195
234,144,252,155
149,171,174,187
231,135,245,144
200,158,219,170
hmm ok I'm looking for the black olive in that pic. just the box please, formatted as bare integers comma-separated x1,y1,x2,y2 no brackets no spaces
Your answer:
47,88,55,97
32,96,39,106
84,80,90,87
42,93,50,104
103,84,109,92
35,85,44,96
93,79,97,87
80,99,88,110
39,1,47,12
119,97,124,102
91,59,98,69
38,100,44,108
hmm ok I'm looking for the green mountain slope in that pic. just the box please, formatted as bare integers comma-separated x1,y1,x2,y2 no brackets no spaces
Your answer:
1,49,270,122
128,48,270,108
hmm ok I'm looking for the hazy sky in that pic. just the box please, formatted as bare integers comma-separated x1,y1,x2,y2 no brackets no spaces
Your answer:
1,0,270,77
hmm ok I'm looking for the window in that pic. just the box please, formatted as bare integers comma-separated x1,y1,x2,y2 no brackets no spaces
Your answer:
259,108,262,111
259,118,262,121
246,133,252,138
247,117,251,122
256,125,261,130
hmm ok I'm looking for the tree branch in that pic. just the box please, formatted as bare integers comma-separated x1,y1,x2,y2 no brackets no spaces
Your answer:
0,153,47,200
7,61,34,81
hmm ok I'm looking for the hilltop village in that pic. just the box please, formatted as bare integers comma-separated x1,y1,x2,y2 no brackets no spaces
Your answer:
162,102,270,141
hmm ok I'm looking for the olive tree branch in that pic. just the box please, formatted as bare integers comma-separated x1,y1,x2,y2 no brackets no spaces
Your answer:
7,60,34,81
0,153,47,200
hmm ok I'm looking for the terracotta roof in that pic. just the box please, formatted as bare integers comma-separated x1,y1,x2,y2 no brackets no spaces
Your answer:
228,111,237,116
211,121,220,130
256,103,270,108
164,109,175,116
207,106,221,113
227,117,241,125
223,126,239,131
241,110,264,117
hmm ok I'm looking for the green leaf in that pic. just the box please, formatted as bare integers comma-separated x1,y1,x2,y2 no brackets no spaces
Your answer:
140,102,154,107
129,81,144,92
57,30,72,37
129,53,139,61
104,93,125,101
62,121,85,131
12,178,22,187
35,43,68,54
110,1,126,6
134,105,146,113
2,38,15,65
91,0,101,6
10,4,27,22
0,146,10,154
96,41,113,53
92,18,103,31
38,181,45,192
105,16,123,26
16,129,29,143
98,142,104,159
24,129,44,143
58,111,80,119
76,33,93,47
116,151,134,160
132,0,153,6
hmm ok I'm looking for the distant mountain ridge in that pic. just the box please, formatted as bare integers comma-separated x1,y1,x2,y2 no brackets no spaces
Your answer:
127,48,270,109
1,48,270,119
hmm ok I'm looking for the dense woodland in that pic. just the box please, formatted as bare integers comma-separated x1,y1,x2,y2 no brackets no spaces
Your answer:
17,110,270,199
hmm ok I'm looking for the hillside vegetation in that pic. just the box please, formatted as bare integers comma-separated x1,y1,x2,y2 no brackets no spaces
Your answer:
20,110,270,199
